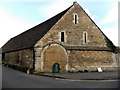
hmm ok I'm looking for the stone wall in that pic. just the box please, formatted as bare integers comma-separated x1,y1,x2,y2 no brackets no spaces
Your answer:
34,3,117,72
43,44,67,72
35,3,108,48
34,44,117,72
68,50,117,71
34,47,43,72
2,3,117,73
2,49,34,69
34,44,68,72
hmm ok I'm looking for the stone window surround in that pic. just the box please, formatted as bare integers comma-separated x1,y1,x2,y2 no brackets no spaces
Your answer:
59,31,67,42
83,31,88,44
73,13,79,24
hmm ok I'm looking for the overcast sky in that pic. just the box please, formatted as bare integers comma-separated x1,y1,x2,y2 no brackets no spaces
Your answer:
0,0,119,47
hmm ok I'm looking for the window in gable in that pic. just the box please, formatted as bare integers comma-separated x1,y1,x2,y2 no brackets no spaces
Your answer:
73,14,78,24
83,31,88,44
61,32,65,42
59,31,66,42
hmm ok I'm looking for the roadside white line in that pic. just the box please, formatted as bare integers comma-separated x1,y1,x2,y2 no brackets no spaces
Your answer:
55,78,120,82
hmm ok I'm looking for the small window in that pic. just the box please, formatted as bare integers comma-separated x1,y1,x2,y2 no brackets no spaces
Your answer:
74,15,77,24
61,32,64,42
73,14,78,24
84,33,87,43
83,32,87,44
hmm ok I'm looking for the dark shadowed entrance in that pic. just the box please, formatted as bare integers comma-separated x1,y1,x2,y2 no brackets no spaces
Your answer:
52,63,60,73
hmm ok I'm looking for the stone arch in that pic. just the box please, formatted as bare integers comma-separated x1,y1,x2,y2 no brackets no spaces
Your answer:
41,44,68,72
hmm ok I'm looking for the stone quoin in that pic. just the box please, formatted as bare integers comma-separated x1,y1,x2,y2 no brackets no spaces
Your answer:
2,2,118,73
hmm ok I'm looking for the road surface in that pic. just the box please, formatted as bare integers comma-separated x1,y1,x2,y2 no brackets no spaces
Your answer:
2,66,119,88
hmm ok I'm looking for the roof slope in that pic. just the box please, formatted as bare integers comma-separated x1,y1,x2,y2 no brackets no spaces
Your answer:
2,5,72,53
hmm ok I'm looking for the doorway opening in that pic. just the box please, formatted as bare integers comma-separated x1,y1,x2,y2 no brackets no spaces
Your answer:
52,63,60,73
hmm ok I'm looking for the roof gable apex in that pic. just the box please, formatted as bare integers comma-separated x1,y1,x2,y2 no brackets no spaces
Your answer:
37,2,116,52
72,2,116,51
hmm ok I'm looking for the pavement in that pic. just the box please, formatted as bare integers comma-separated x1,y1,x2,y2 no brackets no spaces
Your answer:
2,66,119,88
38,71,120,80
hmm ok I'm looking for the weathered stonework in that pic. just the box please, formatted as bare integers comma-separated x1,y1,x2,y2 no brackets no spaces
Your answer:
34,44,68,72
33,2,117,72
36,3,107,47
3,49,33,69
68,50,117,71
2,2,118,73
44,44,67,72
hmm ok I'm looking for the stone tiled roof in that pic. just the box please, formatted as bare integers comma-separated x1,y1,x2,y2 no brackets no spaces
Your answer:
2,5,72,53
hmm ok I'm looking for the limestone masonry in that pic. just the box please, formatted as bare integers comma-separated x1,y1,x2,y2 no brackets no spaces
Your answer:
2,2,118,72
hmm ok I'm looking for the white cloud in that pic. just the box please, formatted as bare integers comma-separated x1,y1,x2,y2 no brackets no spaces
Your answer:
0,0,118,48
99,1,118,46
40,1,72,18
1,0,59,2
39,1,97,21
91,15,97,20
84,2,118,46
0,7,33,47
0,0,118,2
100,2,118,25
102,27,118,46
84,9,97,20
84,9,90,15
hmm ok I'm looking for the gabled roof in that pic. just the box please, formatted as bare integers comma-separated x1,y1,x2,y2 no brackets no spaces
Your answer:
2,5,72,53
2,2,116,53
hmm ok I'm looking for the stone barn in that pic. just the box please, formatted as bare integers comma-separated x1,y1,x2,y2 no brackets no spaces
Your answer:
2,2,117,73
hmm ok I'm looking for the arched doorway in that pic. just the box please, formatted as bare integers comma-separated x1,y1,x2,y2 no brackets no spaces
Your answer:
52,63,60,73
43,44,67,72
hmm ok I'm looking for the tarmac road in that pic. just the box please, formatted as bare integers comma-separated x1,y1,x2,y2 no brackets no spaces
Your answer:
2,66,119,88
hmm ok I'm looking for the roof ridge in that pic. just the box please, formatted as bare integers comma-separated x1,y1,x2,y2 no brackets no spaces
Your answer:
11,5,72,40
2,4,72,53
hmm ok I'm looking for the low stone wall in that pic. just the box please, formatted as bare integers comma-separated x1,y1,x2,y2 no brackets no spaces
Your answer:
68,50,117,72
2,49,34,69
